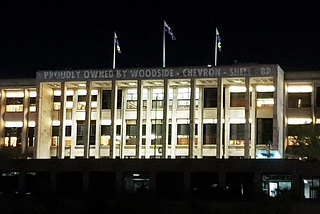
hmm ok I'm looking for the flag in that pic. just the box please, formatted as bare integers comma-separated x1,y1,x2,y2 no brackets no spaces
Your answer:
164,21,176,40
216,29,222,52
115,33,121,53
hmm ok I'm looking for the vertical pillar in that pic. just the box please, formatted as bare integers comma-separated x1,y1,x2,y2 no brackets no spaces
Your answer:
136,80,143,158
58,82,66,159
224,85,230,158
116,171,123,197
197,86,204,158
120,89,127,159
162,79,169,158
70,90,77,159
244,77,250,158
95,89,101,158
189,79,195,158
82,171,90,192
184,171,191,196
110,80,118,159
84,81,92,159
22,89,30,156
0,89,5,146
250,85,257,158
18,171,26,195
145,88,152,158
216,78,223,158
171,87,178,159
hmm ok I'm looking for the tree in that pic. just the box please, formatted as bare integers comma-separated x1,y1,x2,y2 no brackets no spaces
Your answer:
287,124,320,161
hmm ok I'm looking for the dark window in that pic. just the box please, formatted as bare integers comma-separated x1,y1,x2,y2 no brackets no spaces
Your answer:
78,95,86,102
203,124,217,144
28,127,35,147
6,98,23,105
230,124,251,140
29,97,36,105
316,87,320,107
52,126,60,136
53,96,61,102
91,95,97,101
101,125,121,135
65,126,72,137
204,88,217,108
76,121,85,145
230,92,252,107
66,96,73,101
90,121,96,145
256,118,273,144
102,90,122,109
288,93,311,108
257,92,274,99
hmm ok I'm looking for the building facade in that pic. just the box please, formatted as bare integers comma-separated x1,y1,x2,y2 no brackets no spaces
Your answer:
0,64,318,160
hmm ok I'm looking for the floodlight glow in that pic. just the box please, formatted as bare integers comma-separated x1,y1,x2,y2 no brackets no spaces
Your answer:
66,90,74,96
287,118,312,124
230,118,252,124
65,120,73,126
101,120,111,125
288,86,312,93
28,121,36,127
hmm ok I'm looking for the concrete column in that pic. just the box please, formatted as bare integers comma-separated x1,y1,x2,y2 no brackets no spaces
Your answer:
250,85,257,158
58,82,66,159
171,87,178,159
244,77,250,158
162,79,169,158
216,78,223,158
116,171,123,197
50,171,57,194
149,171,156,194
95,89,101,158
120,89,127,159
184,171,191,196
224,85,230,158
145,88,152,158
135,80,143,158
21,89,29,157
70,90,78,159
110,80,118,159
18,171,26,195
84,81,92,159
189,79,195,158
0,90,6,146
197,86,204,158
82,171,90,191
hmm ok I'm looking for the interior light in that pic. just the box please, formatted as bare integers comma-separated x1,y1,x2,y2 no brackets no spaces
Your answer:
129,82,136,86
230,118,252,124
233,80,242,83
6,91,24,98
5,121,23,127
155,82,162,85
79,83,86,87
28,121,36,127
133,174,140,177
65,120,73,126
101,120,111,125
78,89,87,95
288,118,312,125
180,81,188,84
288,86,312,93
91,90,98,95
29,91,37,97
66,90,74,96
52,121,60,126
54,90,61,96
229,86,253,92
256,85,275,92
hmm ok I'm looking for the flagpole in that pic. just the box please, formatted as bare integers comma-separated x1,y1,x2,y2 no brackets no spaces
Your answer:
163,20,166,68
113,31,116,69
214,28,218,67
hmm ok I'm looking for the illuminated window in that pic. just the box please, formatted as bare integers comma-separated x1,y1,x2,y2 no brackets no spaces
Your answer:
177,88,199,108
29,97,36,112
203,124,217,144
229,124,251,145
6,98,23,112
53,94,61,111
4,127,22,147
177,124,198,145
126,89,147,109
257,92,274,108
100,125,121,146
288,93,311,108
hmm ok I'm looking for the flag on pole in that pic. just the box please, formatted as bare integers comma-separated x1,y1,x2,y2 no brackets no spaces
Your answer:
115,33,121,53
164,21,176,40
216,29,222,52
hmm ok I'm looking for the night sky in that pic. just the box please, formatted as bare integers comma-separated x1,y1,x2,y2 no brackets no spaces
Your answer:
0,1,319,79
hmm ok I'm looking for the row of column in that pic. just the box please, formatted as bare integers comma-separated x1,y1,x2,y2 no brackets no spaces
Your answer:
55,77,261,159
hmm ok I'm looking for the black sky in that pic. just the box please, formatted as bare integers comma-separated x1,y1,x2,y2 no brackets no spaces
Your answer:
0,0,319,78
